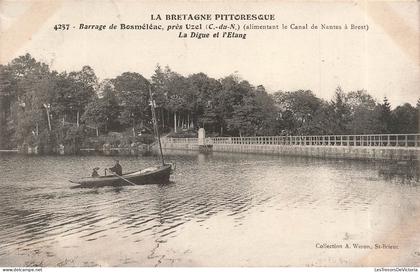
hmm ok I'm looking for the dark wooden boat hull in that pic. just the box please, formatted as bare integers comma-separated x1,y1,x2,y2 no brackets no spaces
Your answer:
70,164,172,188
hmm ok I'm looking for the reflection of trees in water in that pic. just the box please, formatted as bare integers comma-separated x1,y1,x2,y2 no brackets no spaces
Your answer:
378,161,420,184
211,152,420,185
290,156,420,185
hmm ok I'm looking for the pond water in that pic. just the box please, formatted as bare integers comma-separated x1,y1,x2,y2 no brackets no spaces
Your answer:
0,151,419,266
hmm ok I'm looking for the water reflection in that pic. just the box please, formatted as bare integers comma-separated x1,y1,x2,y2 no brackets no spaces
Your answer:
378,161,420,184
0,152,419,266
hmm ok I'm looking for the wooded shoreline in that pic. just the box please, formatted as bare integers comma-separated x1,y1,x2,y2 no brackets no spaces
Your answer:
1,54,418,154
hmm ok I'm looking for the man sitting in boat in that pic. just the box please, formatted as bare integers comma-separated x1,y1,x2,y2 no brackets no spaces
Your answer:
109,159,123,176
91,167,100,177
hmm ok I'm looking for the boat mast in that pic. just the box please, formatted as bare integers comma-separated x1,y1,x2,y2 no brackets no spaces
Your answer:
149,85,165,166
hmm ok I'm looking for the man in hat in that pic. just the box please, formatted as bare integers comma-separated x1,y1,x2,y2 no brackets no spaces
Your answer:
91,167,100,177
109,159,123,176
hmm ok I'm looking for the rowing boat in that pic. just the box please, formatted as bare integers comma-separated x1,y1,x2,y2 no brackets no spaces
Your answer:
70,164,171,188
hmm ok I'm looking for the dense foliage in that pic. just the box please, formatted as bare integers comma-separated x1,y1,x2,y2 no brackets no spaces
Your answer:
0,54,418,152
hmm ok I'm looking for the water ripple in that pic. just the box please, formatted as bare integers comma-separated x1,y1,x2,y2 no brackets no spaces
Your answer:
0,153,419,266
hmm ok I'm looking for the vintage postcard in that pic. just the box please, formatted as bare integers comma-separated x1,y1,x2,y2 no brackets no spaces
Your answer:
0,0,419,269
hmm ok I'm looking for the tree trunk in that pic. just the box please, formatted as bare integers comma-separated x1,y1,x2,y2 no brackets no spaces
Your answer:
181,113,185,129
161,108,164,128
167,110,170,130
46,109,51,131
174,111,177,133
76,110,80,127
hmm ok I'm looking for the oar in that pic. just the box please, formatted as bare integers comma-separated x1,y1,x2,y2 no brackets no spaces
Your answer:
110,171,136,186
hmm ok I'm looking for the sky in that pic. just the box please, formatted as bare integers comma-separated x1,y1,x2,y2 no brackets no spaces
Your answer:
0,0,419,107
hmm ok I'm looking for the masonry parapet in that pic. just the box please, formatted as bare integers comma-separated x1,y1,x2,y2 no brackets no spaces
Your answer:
161,134,420,161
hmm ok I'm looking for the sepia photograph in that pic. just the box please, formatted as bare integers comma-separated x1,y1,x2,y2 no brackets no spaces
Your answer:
0,0,419,269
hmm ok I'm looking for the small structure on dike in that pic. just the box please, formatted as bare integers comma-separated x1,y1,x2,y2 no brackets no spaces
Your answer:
198,128,213,153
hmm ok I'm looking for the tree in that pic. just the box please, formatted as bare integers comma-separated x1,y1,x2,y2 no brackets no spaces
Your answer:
4,54,56,149
0,65,15,148
273,89,322,135
113,72,150,135
391,103,417,133
226,87,277,137
151,65,173,131
215,75,253,135
52,67,97,127
67,66,98,126
187,73,222,132
165,70,189,132
82,81,120,133
378,96,392,133
306,102,338,135
253,87,278,135
347,90,382,134
330,87,351,134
